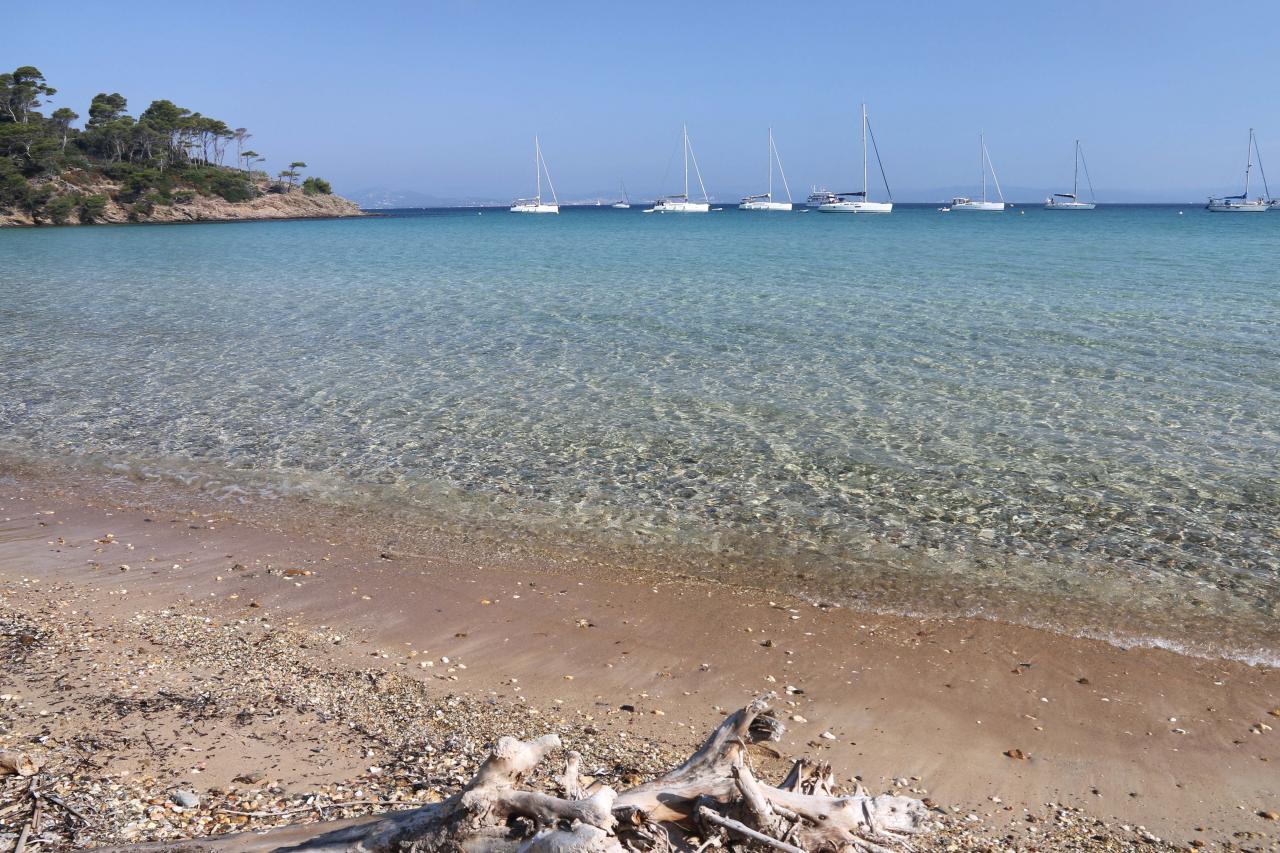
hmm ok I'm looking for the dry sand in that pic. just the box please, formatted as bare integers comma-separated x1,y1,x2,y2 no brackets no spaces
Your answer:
1,472,1277,850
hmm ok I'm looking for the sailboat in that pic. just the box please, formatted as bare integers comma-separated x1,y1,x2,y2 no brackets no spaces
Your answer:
808,104,893,213
510,136,559,214
1045,140,1096,210
1250,132,1279,210
646,126,711,213
740,128,793,211
1206,129,1268,212
950,132,1006,211
612,180,631,209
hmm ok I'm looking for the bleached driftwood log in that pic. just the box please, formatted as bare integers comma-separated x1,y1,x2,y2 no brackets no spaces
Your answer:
99,693,930,853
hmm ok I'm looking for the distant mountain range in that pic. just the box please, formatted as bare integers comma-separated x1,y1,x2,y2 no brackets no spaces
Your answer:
350,188,491,209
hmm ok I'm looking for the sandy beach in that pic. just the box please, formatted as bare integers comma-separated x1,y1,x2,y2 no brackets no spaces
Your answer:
2,471,1276,851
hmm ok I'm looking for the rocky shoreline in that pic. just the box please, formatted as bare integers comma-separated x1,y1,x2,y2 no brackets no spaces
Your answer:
0,179,364,228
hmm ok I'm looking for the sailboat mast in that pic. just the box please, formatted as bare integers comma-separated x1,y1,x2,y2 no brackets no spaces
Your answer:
535,136,541,203
1245,129,1254,196
860,102,870,199
981,132,986,203
1073,140,1080,197
683,125,689,199
768,127,773,200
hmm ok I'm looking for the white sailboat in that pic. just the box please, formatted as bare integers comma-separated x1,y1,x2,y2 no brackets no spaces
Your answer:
1206,129,1268,212
740,128,793,211
950,132,1006,211
646,126,711,213
612,180,631,209
809,104,893,213
1045,140,1096,210
510,136,559,214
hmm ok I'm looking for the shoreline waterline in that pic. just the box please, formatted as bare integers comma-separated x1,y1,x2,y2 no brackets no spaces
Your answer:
3,451,1275,669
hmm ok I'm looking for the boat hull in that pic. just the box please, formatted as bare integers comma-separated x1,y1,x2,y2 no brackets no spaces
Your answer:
1044,201,1095,210
510,203,560,214
814,201,892,213
1205,200,1268,212
739,200,793,211
611,203,631,209
951,201,1006,212
648,201,710,213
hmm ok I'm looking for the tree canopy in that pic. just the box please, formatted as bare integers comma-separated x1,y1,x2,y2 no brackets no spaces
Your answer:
1,66,56,123
0,65,333,224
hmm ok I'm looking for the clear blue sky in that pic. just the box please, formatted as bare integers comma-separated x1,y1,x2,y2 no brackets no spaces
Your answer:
13,1,1280,201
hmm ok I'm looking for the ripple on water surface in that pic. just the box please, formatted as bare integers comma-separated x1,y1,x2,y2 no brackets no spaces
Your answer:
1,206,1277,663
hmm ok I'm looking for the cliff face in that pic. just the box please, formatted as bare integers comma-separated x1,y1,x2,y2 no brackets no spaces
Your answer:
0,179,364,227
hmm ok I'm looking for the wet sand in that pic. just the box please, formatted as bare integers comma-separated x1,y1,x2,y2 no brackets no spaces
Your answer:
1,472,1277,848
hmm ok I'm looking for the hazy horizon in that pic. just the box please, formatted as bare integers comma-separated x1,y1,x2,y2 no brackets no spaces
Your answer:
348,185,1257,208
15,1,1280,203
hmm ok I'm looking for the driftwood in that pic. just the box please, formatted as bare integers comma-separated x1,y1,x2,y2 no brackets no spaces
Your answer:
97,693,929,853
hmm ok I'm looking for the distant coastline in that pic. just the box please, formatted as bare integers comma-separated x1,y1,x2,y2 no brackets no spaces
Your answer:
0,65,363,227
0,174,364,227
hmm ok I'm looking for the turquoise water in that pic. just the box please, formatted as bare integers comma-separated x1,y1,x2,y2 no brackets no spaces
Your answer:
2,206,1278,662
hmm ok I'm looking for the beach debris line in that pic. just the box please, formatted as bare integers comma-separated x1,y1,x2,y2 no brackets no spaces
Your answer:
93,693,929,853
4,774,90,853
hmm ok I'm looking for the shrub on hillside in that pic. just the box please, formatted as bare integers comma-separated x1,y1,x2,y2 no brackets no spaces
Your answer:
78,193,108,223
209,170,253,202
301,176,331,195
46,193,78,224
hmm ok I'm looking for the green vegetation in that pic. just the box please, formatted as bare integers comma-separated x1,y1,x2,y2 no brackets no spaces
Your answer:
45,192,77,224
78,193,108,223
302,176,332,196
0,66,333,224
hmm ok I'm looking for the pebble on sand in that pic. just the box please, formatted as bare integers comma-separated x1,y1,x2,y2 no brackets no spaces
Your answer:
171,789,200,808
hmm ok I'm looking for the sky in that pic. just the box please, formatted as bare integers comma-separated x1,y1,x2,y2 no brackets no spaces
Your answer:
12,1,1280,202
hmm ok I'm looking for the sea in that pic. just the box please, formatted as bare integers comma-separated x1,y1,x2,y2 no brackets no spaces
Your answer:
2,203,1277,664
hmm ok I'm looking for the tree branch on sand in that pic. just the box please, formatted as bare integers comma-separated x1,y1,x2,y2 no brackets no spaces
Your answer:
96,693,930,853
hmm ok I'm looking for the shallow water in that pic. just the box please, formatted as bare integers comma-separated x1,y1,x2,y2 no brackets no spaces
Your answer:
2,205,1277,662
